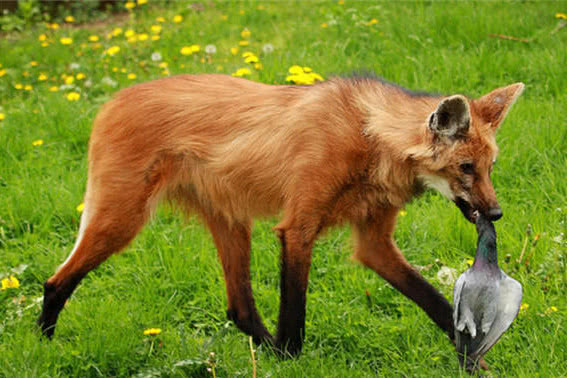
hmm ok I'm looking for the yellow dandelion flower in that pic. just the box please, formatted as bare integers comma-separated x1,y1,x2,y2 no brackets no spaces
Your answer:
0,69,7,77
24,85,33,91
338,0,345,4
143,328,162,335
399,209,408,217
138,33,149,41
466,259,474,267
158,62,168,68
545,306,559,315
241,28,251,39
76,203,85,212
173,15,183,23
520,303,529,312
0,113,5,121
288,65,304,75
41,42,49,47
49,86,59,92
65,76,75,85
88,35,99,42
49,23,60,30
303,66,312,73
125,29,135,38
254,63,263,70
138,0,148,4
232,68,251,77
120,68,127,73
244,55,259,64
30,61,38,67
127,73,137,80
286,73,323,85
242,51,254,58
128,36,138,43
105,46,121,56
191,44,201,53
65,15,75,23
1,276,20,290
367,18,378,26
23,71,29,77
125,1,136,10
556,13,567,19
66,92,80,101
180,46,193,55
14,83,23,90
38,73,48,81
32,139,44,146
156,16,165,23
239,40,250,46
113,27,123,36
321,23,328,28
151,25,162,34
151,35,160,41
230,47,239,55
60,37,73,45
76,73,86,80
311,73,324,82
161,69,170,76
39,34,47,42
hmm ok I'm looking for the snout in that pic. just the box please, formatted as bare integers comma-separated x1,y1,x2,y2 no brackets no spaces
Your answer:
454,198,503,223
486,207,503,221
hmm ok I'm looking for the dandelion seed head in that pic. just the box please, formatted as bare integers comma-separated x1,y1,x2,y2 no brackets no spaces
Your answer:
262,43,274,54
205,44,217,54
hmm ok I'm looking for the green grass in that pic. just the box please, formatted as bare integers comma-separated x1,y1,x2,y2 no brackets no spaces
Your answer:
1,1,566,376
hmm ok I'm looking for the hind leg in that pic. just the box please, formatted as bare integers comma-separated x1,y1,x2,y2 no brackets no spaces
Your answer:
202,212,273,345
38,190,152,338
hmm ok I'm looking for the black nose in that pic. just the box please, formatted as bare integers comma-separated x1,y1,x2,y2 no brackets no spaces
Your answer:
487,207,503,221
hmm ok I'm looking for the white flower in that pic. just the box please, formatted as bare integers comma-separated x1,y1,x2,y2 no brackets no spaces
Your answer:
84,80,92,88
59,84,77,91
205,44,217,54
151,52,162,62
101,76,117,87
69,63,80,70
437,266,457,286
262,43,274,54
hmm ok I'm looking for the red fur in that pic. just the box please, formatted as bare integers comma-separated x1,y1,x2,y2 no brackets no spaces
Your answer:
42,74,524,354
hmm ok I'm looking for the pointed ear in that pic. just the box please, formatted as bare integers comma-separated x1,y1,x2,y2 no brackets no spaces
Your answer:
474,83,525,130
428,95,471,141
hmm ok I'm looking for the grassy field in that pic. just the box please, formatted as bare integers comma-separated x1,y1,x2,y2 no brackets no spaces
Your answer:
1,1,565,376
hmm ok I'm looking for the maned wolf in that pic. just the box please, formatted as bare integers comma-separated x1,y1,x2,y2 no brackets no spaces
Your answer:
38,74,524,358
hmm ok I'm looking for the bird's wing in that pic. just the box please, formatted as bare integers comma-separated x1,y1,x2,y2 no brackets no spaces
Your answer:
454,272,480,342
480,285,499,334
473,274,523,357
453,273,466,326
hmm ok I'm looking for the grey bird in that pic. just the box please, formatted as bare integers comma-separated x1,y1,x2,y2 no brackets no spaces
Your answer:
453,213,522,372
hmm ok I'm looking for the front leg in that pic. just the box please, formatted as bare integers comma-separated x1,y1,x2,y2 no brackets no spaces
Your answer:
353,208,455,340
274,226,315,356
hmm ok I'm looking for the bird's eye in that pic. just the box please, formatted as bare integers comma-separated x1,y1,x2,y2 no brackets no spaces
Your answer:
460,162,475,175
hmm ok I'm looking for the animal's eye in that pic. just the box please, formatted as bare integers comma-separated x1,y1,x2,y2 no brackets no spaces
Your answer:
460,162,475,175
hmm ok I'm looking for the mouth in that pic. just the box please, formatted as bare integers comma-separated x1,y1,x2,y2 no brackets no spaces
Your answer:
454,197,479,223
